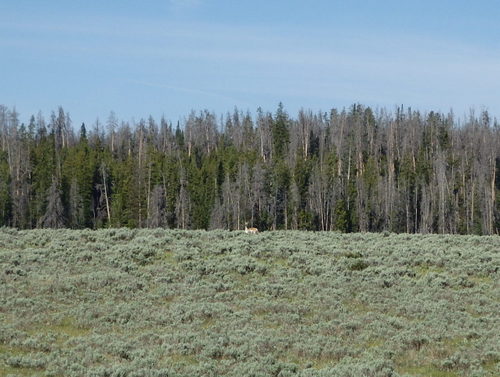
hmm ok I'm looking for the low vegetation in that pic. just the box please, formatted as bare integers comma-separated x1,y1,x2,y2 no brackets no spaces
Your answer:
0,228,498,376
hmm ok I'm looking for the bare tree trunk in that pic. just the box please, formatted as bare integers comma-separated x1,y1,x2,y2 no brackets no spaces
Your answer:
101,163,111,226
491,159,496,234
471,181,475,231
147,162,152,221
284,192,288,230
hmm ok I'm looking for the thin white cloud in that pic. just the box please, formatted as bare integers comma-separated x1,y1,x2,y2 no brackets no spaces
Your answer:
128,80,255,109
168,0,203,11
2,8,500,118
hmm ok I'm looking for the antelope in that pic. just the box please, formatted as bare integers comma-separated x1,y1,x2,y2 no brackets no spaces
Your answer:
244,223,258,234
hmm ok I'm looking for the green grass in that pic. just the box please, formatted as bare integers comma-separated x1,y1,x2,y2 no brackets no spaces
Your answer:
0,229,498,377
398,365,460,377
0,345,30,356
0,365,39,377
0,345,41,377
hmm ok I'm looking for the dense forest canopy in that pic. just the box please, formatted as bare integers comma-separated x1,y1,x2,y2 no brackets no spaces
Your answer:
0,103,498,234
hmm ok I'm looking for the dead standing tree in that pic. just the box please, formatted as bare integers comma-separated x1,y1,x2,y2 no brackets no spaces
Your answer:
39,176,65,228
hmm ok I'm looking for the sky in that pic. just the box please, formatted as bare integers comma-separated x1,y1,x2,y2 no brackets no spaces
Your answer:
1,0,499,127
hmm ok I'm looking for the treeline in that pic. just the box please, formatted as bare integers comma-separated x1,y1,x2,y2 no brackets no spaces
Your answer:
0,103,498,234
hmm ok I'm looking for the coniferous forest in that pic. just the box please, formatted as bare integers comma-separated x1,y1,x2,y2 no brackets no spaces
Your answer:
0,103,498,234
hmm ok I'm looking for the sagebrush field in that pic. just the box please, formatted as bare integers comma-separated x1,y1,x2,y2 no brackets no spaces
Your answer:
0,228,498,377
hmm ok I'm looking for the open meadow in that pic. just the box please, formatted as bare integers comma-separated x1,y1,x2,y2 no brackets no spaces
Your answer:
0,228,498,377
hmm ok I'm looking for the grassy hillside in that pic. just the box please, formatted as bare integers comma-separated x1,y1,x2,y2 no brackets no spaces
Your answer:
0,229,498,377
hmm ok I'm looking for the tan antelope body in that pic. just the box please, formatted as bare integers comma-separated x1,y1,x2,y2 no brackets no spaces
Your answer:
244,223,258,234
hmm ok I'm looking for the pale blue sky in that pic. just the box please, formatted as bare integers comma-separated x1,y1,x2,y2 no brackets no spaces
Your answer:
1,0,499,127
